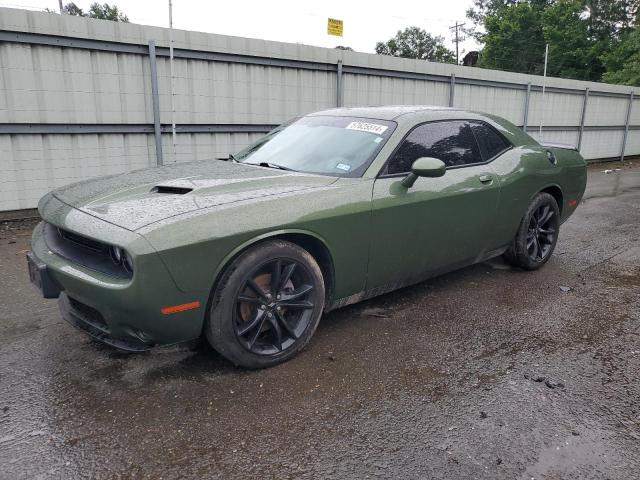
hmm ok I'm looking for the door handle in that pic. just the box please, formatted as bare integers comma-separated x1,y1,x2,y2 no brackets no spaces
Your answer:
478,174,493,184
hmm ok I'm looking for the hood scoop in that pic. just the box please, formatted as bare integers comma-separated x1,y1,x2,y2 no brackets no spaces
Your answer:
151,185,193,195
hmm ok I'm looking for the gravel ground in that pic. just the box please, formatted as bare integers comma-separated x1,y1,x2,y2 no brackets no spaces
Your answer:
0,163,638,479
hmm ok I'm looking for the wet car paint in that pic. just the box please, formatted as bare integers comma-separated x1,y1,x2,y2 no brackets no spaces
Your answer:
1,163,638,478
29,107,586,349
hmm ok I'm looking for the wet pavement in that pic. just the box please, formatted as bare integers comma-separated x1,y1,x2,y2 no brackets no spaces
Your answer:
1,163,639,479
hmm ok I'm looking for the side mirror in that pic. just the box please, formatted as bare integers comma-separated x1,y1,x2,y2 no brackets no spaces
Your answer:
401,157,446,188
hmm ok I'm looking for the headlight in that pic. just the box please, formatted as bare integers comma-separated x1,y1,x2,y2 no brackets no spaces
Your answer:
122,251,134,273
110,245,123,264
110,246,133,273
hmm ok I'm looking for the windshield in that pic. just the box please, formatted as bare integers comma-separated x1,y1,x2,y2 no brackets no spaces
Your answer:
235,116,396,177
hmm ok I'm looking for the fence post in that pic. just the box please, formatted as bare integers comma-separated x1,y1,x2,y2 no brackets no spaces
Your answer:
336,60,343,107
523,82,531,132
620,91,634,162
449,74,455,107
148,40,163,166
577,88,589,152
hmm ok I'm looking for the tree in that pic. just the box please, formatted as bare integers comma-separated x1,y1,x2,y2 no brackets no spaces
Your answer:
582,0,638,41
375,27,456,63
87,3,129,21
543,0,604,81
62,2,85,16
476,2,547,74
602,27,640,85
62,2,129,22
466,0,640,82
465,0,545,41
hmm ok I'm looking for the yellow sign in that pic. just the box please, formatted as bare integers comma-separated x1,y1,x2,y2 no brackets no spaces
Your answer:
327,18,343,37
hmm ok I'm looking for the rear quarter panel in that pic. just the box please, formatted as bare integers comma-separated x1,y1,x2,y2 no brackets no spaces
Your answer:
490,145,587,248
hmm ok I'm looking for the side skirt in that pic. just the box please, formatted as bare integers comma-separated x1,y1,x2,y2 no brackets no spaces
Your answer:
326,246,509,312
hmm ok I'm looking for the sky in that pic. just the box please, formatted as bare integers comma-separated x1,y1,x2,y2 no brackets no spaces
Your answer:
0,0,480,57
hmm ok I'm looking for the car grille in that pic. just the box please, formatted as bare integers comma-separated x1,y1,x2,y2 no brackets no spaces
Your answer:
58,228,108,253
68,296,109,333
43,223,132,279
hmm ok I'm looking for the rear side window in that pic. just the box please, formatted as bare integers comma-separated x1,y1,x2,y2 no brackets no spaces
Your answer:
470,122,510,160
385,121,482,175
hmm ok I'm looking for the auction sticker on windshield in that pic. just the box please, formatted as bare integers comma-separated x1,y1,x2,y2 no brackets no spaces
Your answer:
345,122,388,135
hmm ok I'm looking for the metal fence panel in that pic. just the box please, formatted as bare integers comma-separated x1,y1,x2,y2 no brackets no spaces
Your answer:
455,83,526,125
581,130,626,159
0,133,152,210
0,6,639,212
526,90,584,127
585,95,629,126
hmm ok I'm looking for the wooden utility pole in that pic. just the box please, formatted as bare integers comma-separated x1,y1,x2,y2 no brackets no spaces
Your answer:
449,22,465,64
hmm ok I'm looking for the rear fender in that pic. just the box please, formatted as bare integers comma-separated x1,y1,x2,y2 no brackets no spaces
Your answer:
540,146,587,222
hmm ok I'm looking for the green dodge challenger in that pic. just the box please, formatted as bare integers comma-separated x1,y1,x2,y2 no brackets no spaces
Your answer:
28,106,587,368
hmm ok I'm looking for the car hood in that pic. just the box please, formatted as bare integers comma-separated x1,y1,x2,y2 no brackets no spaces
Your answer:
52,160,338,231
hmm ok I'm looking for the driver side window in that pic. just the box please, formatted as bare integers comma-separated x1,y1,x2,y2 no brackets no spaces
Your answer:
385,121,481,175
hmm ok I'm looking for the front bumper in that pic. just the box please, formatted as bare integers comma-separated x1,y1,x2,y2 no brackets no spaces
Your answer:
30,205,209,350
59,292,150,352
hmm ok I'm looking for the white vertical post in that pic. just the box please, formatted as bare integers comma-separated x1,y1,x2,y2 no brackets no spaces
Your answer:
148,41,163,166
168,0,176,161
449,74,455,107
523,82,531,132
336,60,343,107
621,92,634,162
539,43,549,139
577,88,589,152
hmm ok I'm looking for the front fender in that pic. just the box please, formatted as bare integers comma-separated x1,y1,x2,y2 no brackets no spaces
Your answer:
139,178,374,301
209,228,333,286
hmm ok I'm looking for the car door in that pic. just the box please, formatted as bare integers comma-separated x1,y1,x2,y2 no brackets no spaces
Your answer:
366,120,502,290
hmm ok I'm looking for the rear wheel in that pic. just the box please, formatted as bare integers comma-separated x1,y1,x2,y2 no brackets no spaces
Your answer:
205,240,325,368
504,192,560,270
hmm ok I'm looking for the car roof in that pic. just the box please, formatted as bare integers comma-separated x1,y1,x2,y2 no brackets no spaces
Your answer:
307,105,470,121
306,105,535,147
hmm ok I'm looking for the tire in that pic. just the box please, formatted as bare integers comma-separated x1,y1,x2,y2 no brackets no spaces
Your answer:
504,192,560,270
205,239,325,368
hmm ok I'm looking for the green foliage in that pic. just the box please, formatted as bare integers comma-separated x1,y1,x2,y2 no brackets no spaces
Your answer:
62,2,85,16
375,27,456,63
87,3,129,21
477,2,546,74
602,28,640,85
467,0,640,84
62,2,129,22
543,0,604,81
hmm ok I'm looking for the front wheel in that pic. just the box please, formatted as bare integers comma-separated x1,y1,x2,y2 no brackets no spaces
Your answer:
205,240,325,368
504,192,560,270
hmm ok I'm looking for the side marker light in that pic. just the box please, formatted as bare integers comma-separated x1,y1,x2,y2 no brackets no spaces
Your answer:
161,301,201,315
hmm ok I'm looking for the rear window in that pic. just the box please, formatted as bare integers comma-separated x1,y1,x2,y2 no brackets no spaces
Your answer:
470,122,510,160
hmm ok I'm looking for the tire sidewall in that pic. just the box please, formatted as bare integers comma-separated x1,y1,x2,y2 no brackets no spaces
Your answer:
206,240,325,368
510,192,560,270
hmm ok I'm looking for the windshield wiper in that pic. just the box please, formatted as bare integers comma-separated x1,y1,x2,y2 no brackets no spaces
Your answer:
246,161,295,171
217,153,239,162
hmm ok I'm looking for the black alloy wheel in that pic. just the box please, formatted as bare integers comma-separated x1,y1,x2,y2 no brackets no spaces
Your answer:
234,258,315,355
206,239,325,368
526,204,557,262
504,192,560,270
